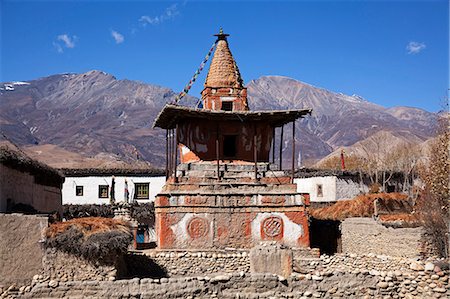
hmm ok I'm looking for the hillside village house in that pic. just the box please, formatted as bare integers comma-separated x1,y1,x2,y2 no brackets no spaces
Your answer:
0,146,63,214
295,170,369,205
295,169,409,206
61,168,165,205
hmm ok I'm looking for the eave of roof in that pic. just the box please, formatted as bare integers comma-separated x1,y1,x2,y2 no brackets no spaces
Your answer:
60,168,165,177
153,104,312,129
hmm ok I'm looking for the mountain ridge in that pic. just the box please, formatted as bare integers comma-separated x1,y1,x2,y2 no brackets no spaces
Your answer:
0,70,438,168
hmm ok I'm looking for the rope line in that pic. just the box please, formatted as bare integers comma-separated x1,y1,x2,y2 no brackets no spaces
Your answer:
174,40,218,103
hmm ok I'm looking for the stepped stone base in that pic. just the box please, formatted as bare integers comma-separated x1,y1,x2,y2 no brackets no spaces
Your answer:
155,162,310,249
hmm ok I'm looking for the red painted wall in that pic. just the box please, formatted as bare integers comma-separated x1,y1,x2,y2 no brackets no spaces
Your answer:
178,120,273,163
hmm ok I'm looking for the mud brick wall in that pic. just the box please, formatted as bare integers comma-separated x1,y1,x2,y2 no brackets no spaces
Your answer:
341,218,424,258
0,214,48,286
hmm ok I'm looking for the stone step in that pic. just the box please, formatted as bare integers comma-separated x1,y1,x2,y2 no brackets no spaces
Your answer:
163,183,298,193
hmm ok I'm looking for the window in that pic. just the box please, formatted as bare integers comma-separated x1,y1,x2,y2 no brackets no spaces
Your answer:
98,185,109,198
317,184,323,197
76,186,84,196
221,101,233,111
134,183,150,199
223,135,237,158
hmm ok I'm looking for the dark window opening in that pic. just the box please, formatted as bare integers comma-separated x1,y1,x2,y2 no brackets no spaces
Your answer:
223,135,237,158
98,185,109,198
317,184,323,197
76,186,84,196
221,101,233,111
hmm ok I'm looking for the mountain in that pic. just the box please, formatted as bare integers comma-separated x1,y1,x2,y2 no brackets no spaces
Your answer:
0,72,438,168
247,76,437,165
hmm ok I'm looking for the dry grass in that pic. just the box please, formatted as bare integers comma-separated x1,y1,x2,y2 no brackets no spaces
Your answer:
310,193,410,221
44,217,132,261
46,217,130,239
379,213,422,223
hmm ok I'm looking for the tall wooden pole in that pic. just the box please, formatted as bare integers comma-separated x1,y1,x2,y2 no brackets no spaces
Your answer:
279,125,284,170
174,126,178,183
216,123,220,180
272,127,275,164
165,129,169,179
254,124,258,182
291,121,296,183
168,129,172,177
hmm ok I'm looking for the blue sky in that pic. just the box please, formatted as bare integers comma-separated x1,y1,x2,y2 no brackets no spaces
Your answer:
1,0,448,112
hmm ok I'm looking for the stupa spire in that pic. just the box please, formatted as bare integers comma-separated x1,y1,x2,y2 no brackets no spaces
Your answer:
202,29,248,111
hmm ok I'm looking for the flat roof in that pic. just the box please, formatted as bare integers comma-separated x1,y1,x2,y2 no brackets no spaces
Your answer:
153,104,312,129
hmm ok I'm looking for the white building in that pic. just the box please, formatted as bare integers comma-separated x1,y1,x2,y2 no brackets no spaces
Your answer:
61,169,165,205
294,170,369,204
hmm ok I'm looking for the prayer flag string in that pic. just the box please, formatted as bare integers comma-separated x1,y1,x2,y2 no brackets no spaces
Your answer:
174,40,218,103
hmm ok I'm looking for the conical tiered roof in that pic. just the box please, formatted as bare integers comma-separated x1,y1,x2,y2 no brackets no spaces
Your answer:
204,30,244,88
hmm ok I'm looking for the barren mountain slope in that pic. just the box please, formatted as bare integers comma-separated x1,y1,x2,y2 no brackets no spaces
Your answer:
0,72,437,167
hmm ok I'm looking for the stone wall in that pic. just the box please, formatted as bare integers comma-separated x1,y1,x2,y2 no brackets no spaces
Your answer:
42,249,125,282
336,178,367,200
143,250,250,277
21,253,449,298
0,214,48,286
138,247,318,278
341,217,424,258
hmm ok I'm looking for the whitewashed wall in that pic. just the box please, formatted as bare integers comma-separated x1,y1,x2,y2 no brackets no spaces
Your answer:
62,176,165,205
294,176,337,203
295,176,367,203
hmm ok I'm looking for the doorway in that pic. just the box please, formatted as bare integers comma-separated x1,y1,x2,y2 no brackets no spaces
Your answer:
223,135,237,158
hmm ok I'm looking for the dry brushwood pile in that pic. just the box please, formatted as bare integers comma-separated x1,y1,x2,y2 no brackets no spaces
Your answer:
63,204,115,219
130,202,155,226
44,217,132,261
63,203,155,226
310,193,420,224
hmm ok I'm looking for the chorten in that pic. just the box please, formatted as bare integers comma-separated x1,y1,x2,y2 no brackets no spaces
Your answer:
201,29,248,111
153,30,312,249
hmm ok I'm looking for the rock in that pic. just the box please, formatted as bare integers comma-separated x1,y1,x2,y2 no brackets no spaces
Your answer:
108,276,115,281
48,280,58,288
410,262,424,271
377,282,389,289
32,274,40,282
211,275,230,283
303,291,312,297
433,287,446,293
19,286,26,293
369,270,380,276
430,275,439,280
311,275,323,281
7,284,18,292
424,262,435,272
25,286,31,292
394,270,403,277
277,275,287,283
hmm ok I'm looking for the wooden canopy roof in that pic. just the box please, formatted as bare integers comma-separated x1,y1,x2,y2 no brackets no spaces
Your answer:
153,104,312,129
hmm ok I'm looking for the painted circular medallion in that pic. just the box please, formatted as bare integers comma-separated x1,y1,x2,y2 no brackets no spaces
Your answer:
187,217,209,239
262,216,283,237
